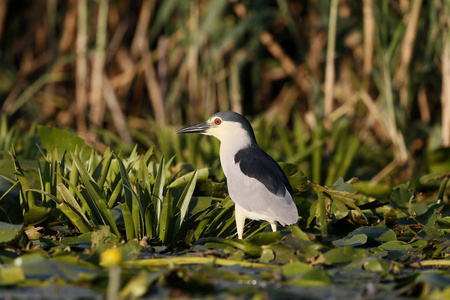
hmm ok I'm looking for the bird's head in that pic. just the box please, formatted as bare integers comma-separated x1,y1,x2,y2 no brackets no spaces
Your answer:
177,111,257,146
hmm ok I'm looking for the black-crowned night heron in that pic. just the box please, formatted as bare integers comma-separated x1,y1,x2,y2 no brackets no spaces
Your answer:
177,111,298,239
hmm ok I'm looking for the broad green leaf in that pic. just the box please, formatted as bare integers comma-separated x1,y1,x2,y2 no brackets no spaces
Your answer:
287,267,332,286
282,262,312,279
333,233,368,247
279,163,308,193
416,203,444,226
352,181,392,199
168,168,209,189
260,248,275,263
419,172,448,184
38,126,93,162
363,259,391,273
244,231,281,256
289,225,310,241
378,241,413,251
23,206,51,226
246,231,281,245
390,184,414,215
0,222,23,244
0,266,25,285
350,226,397,243
330,197,349,219
14,253,98,282
323,247,367,265
437,216,450,227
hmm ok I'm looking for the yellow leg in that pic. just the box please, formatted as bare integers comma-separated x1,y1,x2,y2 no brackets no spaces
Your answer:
235,204,246,239
270,223,277,232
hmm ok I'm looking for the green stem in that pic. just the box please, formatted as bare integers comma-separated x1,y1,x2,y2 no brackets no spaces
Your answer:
438,176,450,203
318,191,328,237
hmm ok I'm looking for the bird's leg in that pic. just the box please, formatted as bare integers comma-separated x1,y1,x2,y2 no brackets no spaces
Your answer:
234,204,246,239
270,223,277,232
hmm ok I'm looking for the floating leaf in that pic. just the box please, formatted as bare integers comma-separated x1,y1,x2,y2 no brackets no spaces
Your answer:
378,241,413,251
350,226,397,243
0,222,23,245
323,247,367,266
333,234,368,247
281,262,312,279
390,184,414,215
0,266,25,285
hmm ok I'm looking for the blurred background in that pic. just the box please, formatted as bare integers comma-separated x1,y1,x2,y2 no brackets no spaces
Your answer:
0,0,449,185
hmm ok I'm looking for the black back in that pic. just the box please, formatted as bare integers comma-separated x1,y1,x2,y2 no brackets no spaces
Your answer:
234,145,293,197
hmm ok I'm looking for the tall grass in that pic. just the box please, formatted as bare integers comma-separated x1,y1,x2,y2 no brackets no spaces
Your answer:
0,1,448,183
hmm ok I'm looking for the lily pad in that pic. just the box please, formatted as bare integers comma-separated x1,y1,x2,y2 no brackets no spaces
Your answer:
0,221,23,245
378,241,413,251
350,226,397,243
333,234,368,247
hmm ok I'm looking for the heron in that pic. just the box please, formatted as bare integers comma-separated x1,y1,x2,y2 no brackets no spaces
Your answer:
177,111,298,239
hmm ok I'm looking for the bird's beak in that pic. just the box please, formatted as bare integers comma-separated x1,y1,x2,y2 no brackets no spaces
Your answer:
177,121,211,134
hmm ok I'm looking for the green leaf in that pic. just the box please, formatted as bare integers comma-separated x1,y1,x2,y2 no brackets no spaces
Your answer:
23,206,51,226
330,197,349,220
323,247,367,265
289,225,310,241
94,152,113,188
350,226,397,243
168,168,209,189
71,152,119,236
378,241,413,251
57,203,92,233
159,190,174,243
437,216,450,227
174,169,198,231
0,222,23,245
419,172,449,184
286,267,332,286
0,266,25,285
27,188,92,233
333,234,368,247
119,202,134,240
152,155,166,224
38,126,93,162
390,184,414,215
352,181,392,199
12,154,36,210
115,154,145,239
282,262,312,279
56,183,90,225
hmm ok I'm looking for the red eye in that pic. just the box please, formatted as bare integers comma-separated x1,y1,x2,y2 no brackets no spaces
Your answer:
214,118,221,125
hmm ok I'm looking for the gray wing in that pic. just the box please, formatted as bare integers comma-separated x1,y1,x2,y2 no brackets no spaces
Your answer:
228,146,298,225
234,146,293,197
